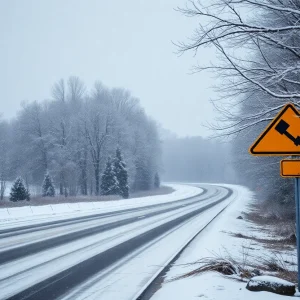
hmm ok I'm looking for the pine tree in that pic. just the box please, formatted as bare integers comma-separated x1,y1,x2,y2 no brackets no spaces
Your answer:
114,148,129,199
154,172,160,188
10,177,30,202
42,172,55,197
101,158,120,196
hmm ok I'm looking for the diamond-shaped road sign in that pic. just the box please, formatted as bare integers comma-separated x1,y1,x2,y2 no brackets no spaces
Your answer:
249,103,300,155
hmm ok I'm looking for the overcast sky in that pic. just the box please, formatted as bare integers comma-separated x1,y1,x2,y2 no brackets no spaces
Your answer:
0,0,217,137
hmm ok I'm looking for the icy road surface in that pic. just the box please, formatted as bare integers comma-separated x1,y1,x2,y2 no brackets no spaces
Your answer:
0,184,238,300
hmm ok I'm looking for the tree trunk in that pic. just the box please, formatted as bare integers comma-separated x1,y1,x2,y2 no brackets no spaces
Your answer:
59,171,65,195
90,179,93,196
81,168,88,195
0,179,5,200
80,148,88,195
95,166,100,196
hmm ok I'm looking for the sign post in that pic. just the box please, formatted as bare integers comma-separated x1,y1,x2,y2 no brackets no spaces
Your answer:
249,103,300,289
295,178,300,288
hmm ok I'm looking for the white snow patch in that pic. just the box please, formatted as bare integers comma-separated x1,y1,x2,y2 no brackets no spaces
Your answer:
0,184,202,228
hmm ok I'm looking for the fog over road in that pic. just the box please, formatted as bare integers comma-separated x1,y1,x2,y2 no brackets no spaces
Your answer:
0,184,236,300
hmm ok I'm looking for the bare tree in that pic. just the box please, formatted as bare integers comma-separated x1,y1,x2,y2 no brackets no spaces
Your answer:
68,76,86,102
51,79,65,102
177,0,300,134
83,96,113,195
19,102,49,173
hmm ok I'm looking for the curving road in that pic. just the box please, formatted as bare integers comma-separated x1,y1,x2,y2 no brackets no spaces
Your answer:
0,184,235,300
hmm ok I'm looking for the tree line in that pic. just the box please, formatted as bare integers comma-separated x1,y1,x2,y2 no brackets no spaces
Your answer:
0,76,161,200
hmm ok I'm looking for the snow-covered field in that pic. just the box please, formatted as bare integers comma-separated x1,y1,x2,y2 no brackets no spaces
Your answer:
0,183,202,229
151,185,298,300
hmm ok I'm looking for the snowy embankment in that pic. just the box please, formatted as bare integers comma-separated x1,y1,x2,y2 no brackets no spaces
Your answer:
0,184,202,227
151,184,297,300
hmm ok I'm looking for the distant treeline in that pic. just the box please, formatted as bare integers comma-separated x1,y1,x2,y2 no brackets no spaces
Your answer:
0,77,161,198
162,136,236,183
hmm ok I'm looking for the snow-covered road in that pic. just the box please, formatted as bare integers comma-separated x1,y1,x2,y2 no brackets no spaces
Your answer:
0,184,238,300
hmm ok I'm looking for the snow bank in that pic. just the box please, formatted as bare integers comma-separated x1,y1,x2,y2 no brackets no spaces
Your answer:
0,184,202,225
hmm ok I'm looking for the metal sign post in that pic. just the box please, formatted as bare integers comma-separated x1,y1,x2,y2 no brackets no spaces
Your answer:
295,178,300,289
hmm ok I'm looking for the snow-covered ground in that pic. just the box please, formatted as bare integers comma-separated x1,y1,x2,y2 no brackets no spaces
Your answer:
151,185,298,300
0,183,202,229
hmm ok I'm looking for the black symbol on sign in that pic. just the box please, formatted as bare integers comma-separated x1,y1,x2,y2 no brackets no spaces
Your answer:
275,119,300,146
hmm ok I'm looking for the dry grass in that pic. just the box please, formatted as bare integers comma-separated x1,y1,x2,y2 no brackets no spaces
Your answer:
170,250,296,285
230,232,295,251
258,253,297,283
170,256,251,282
244,200,295,240
0,186,174,208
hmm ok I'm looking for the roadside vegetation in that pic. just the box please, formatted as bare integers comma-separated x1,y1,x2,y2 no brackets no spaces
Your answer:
169,202,297,288
171,251,297,284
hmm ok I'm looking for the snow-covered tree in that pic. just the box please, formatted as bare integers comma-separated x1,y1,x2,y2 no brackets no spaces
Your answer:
113,148,129,199
10,177,30,202
178,0,300,134
84,91,112,196
101,158,119,196
42,172,55,197
154,172,160,189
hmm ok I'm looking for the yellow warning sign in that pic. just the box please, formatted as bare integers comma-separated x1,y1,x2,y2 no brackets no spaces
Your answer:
281,160,300,177
250,103,300,155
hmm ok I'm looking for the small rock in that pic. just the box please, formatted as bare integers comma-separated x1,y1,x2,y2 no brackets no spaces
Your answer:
246,275,295,296
237,216,243,220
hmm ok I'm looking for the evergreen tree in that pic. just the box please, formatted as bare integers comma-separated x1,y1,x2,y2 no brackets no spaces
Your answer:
101,158,120,196
42,172,56,197
10,177,30,202
154,172,160,189
113,148,129,199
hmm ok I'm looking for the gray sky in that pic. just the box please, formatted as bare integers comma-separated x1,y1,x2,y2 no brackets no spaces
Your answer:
0,0,217,137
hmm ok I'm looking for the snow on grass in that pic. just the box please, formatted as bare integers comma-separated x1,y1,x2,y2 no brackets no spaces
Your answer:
151,185,297,300
0,183,203,228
